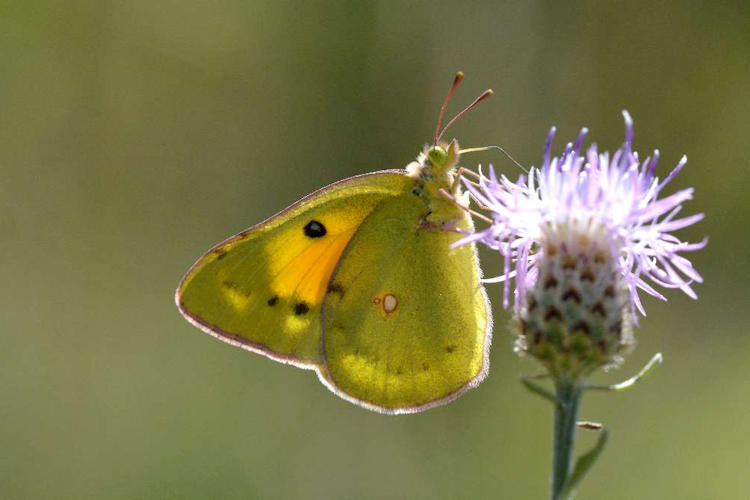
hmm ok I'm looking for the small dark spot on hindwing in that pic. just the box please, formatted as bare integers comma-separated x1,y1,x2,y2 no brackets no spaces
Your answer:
267,296,279,306
327,282,345,297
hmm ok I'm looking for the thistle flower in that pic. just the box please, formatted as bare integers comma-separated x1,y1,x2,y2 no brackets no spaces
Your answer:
457,112,705,376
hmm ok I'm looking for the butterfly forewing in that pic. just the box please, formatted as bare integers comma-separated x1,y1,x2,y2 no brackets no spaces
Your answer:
176,171,409,367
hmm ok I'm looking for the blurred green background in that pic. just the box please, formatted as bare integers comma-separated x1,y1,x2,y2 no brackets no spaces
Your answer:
2,1,747,498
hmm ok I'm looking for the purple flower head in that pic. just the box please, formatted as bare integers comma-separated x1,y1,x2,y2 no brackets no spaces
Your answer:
456,111,706,323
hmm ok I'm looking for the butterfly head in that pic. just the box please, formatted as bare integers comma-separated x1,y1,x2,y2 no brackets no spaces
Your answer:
406,139,460,191
405,73,492,223
404,139,471,230
426,141,456,173
413,72,492,194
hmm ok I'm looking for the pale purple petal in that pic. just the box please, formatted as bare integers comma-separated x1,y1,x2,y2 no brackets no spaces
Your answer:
456,112,705,320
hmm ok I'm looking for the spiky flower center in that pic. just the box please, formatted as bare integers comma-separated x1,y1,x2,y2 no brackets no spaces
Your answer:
518,218,633,378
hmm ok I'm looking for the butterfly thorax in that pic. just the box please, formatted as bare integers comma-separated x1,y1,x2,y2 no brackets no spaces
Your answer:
405,139,469,229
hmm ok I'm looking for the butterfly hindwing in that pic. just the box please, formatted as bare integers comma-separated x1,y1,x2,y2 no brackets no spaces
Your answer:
321,193,491,413
176,171,410,367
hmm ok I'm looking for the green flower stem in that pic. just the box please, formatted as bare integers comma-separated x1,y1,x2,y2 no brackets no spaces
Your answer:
551,377,583,500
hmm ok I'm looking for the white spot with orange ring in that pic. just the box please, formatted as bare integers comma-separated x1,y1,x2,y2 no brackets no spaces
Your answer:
383,294,398,313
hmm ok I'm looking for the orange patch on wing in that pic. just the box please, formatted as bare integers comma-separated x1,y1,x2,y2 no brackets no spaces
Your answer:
269,228,356,306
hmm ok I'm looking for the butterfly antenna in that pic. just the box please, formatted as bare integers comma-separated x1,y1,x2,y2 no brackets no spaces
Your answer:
434,72,465,146
436,88,494,144
459,145,528,174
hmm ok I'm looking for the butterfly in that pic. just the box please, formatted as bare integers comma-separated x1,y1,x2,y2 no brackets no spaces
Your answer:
175,73,493,414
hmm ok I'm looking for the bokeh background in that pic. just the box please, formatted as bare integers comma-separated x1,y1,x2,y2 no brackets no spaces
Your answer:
2,1,747,498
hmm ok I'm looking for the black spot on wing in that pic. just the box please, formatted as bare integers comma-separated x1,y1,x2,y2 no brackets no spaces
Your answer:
327,282,345,298
303,220,327,238
223,280,251,297
267,295,279,306
294,302,310,315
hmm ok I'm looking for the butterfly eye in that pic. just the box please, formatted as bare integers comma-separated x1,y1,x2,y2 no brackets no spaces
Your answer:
427,147,448,167
303,220,327,238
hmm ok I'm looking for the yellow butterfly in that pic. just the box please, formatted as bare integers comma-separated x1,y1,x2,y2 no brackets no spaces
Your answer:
175,73,493,414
